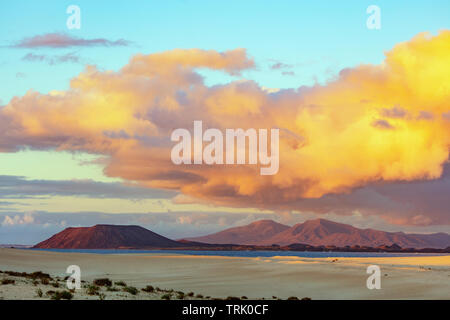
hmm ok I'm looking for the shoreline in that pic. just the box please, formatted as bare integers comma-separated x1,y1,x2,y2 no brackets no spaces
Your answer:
0,248,449,300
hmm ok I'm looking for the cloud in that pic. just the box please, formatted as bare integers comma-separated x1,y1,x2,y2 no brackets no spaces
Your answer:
270,62,293,70
0,32,449,226
2,212,34,226
371,119,395,129
12,33,131,48
21,52,80,65
0,175,175,199
381,106,408,118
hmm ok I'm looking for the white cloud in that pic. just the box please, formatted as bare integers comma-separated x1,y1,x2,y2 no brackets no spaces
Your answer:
2,213,35,226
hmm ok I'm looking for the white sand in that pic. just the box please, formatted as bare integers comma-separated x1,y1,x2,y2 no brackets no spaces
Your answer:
0,248,448,300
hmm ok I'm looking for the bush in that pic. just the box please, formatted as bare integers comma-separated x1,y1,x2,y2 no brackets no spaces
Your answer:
106,287,119,292
226,296,240,300
1,279,15,285
115,281,126,287
86,284,100,295
51,282,60,288
301,297,312,300
93,278,112,287
142,285,154,293
36,288,43,297
30,271,51,281
287,296,299,300
51,290,73,300
161,294,171,300
195,294,204,299
123,286,138,295
187,292,194,297
241,296,248,300
176,292,184,299
41,278,49,285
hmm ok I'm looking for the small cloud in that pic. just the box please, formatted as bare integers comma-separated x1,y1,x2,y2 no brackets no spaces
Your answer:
12,33,131,48
381,106,408,118
417,111,434,120
282,71,295,76
270,62,293,70
22,52,80,65
372,119,395,130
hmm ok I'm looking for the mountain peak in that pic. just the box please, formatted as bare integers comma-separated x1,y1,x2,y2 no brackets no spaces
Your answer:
185,219,289,245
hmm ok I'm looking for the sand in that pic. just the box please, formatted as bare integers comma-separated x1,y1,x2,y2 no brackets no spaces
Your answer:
0,248,449,300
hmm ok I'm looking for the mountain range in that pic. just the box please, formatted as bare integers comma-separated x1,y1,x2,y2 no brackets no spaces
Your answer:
186,218,450,248
33,219,450,249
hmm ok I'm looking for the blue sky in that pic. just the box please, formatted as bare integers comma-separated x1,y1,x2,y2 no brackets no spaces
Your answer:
2,0,449,103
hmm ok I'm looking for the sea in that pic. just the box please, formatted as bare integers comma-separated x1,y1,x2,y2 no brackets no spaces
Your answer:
28,249,448,258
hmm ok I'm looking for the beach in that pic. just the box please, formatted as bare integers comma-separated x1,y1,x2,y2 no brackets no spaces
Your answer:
0,248,449,300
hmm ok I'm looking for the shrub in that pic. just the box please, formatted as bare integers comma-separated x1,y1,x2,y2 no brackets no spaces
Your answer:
46,290,56,297
161,294,171,300
1,279,15,285
226,296,240,300
241,296,248,300
142,285,154,293
176,292,184,299
51,282,60,288
187,292,194,297
301,297,312,300
115,281,126,287
287,296,299,300
41,278,49,285
36,288,43,297
30,271,51,280
51,290,73,300
195,294,204,299
123,286,138,295
93,278,112,287
86,284,100,295
106,287,119,292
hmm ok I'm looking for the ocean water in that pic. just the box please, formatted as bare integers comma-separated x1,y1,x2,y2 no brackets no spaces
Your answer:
29,249,448,258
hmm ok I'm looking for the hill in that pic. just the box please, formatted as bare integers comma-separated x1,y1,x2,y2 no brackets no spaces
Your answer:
33,224,182,249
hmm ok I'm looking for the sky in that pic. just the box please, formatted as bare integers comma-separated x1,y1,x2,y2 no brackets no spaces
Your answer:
0,0,449,244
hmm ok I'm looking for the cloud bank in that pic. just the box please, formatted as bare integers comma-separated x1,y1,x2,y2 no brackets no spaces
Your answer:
1,32,449,226
12,33,130,48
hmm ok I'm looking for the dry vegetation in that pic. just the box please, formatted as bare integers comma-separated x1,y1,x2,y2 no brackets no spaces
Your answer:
0,269,311,300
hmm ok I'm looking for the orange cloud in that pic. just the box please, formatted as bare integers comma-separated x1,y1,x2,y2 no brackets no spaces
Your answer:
1,32,449,226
